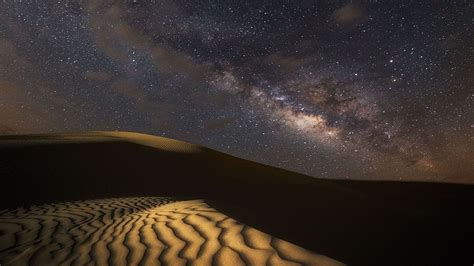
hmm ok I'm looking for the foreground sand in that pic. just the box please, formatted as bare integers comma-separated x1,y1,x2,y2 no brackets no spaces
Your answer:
0,197,342,266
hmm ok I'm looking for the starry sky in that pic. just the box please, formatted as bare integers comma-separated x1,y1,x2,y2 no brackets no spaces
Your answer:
1,1,473,183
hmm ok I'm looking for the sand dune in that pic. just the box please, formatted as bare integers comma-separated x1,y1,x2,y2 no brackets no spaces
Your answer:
0,132,473,265
0,197,341,266
0,131,202,153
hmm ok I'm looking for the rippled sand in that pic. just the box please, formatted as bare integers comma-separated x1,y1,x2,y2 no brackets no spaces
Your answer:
0,197,343,265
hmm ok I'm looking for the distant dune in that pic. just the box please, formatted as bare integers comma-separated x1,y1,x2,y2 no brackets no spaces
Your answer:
0,132,473,265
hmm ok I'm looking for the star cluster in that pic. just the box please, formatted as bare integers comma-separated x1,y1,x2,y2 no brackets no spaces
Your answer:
0,1,472,182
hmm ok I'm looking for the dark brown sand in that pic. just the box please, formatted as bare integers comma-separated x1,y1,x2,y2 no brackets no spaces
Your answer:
0,132,473,265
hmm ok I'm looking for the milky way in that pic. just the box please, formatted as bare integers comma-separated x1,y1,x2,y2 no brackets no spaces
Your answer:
0,1,472,182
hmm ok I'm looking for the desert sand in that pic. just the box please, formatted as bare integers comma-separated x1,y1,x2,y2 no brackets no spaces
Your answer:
0,197,340,265
0,132,473,265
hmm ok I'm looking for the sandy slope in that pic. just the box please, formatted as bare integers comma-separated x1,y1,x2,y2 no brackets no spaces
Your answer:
0,131,202,153
0,197,341,266
0,131,473,265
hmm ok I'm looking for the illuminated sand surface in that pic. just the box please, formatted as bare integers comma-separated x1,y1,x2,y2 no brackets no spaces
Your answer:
0,197,342,265
0,131,203,153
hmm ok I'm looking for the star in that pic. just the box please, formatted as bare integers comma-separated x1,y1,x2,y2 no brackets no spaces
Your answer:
0,1,471,182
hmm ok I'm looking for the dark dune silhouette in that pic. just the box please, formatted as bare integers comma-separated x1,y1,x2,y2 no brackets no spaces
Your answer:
0,132,473,265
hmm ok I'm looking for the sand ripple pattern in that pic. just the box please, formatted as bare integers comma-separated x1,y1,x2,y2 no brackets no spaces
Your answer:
0,197,342,266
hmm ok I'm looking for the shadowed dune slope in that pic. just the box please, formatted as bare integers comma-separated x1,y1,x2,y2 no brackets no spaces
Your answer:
0,132,473,265
0,197,341,266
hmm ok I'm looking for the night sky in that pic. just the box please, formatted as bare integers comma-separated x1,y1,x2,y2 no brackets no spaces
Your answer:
1,1,472,182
